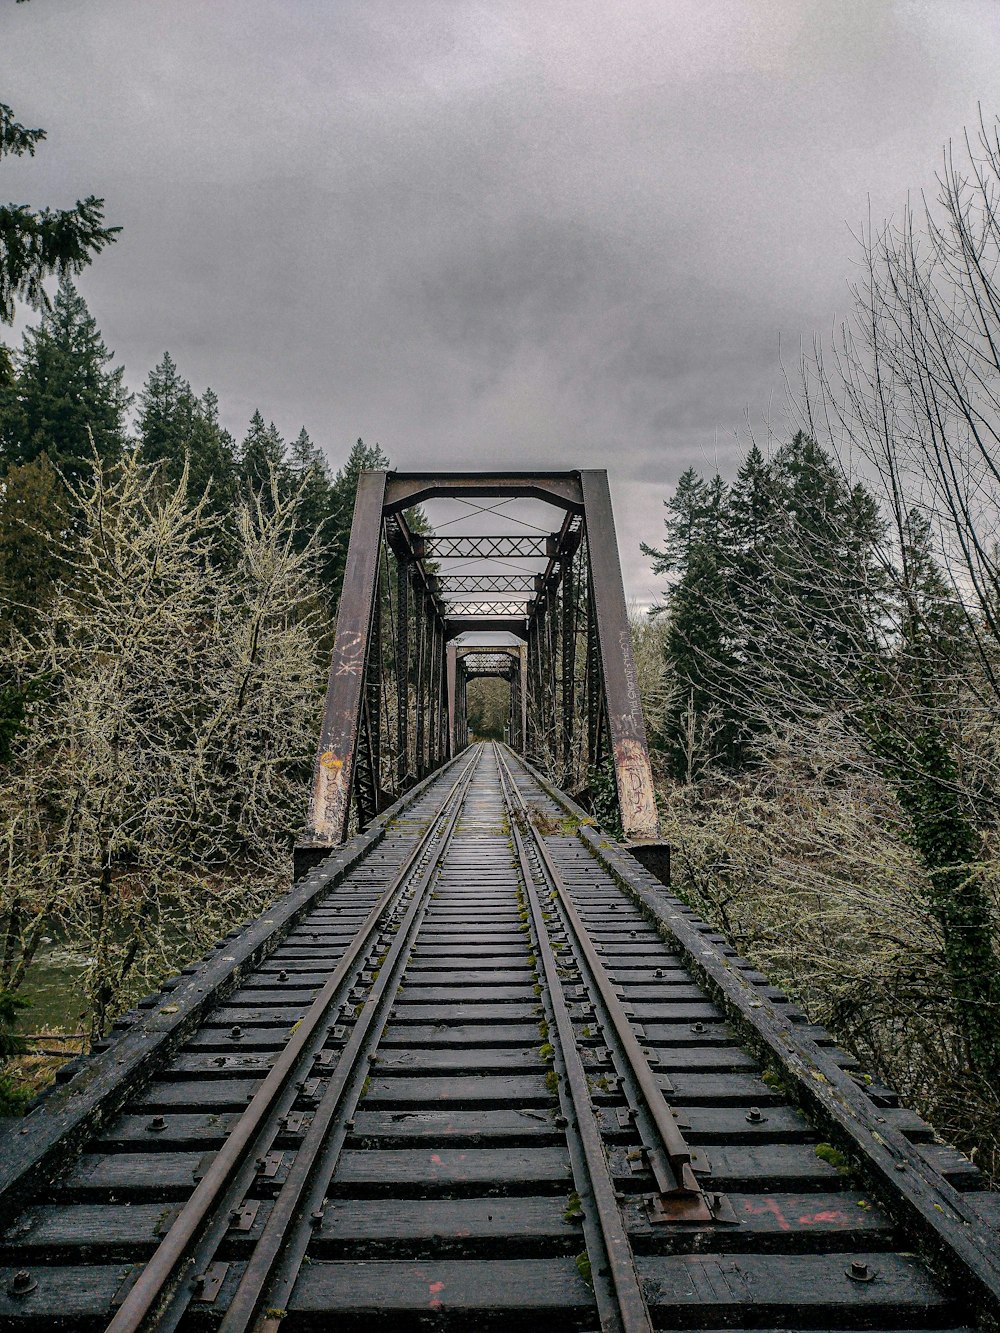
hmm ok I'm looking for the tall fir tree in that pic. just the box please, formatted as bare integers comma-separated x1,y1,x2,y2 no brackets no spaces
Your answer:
137,354,237,515
643,470,739,775
1,277,129,482
239,410,291,513
288,427,340,589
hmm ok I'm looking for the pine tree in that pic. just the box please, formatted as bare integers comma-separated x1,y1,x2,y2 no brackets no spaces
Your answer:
760,432,884,714
137,355,237,515
643,470,739,776
239,411,291,512
1,101,120,324
2,278,129,482
287,427,340,589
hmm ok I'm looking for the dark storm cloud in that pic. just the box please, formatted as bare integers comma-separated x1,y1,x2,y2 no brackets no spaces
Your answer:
3,0,998,599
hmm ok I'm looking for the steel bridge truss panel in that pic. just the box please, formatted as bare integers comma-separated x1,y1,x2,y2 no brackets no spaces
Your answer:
296,469,664,876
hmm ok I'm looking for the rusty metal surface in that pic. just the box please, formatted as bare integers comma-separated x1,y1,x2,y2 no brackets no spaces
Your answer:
383,470,584,514
579,470,660,842
302,470,388,847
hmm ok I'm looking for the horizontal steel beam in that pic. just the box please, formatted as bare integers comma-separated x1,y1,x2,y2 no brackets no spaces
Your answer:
424,534,554,559
438,574,539,594
445,600,532,617
444,617,527,641
384,471,584,515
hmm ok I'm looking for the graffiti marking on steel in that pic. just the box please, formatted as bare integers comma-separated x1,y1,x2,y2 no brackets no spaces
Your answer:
613,737,658,841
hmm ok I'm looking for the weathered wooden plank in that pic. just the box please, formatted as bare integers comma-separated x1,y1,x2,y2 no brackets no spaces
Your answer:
624,1191,893,1251
613,1143,842,1192
663,1073,786,1105
637,1251,952,1321
288,1257,595,1324
379,1023,541,1047
649,1046,758,1073
598,1104,813,1144
1,1200,261,1260
59,1150,215,1200
0,1263,126,1327
331,1146,572,1194
395,986,534,1003
375,1047,543,1073
350,1108,559,1144
363,1074,554,1108
131,1079,260,1111
389,1003,540,1024
90,1111,239,1149
316,1195,575,1257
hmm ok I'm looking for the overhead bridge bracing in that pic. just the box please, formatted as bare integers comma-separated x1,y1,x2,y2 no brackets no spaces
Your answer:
294,470,668,885
0,472,999,1331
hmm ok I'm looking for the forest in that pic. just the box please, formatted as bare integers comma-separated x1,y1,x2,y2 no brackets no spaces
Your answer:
634,120,1000,1180
0,273,389,1093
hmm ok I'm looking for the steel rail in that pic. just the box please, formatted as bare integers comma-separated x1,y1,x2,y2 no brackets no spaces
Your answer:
495,744,721,1223
218,748,482,1332
107,748,480,1333
495,747,654,1333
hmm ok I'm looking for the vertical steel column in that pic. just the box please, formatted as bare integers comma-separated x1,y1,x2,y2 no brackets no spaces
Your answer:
561,547,576,784
580,470,659,843
414,580,426,779
300,471,388,850
446,640,457,758
354,563,382,825
395,555,409,788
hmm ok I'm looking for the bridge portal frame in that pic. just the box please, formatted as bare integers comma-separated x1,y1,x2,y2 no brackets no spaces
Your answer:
295,469,665,878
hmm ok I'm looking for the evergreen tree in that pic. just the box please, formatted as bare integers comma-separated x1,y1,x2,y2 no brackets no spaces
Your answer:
1,101,120,324
759,432,884,714
288,427,340,589
137,354,237,515
239,411,291,512
0,454,66,637
643,470,739,775
2,278,129,482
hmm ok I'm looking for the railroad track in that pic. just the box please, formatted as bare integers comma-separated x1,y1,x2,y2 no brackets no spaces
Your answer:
0,742,998,1330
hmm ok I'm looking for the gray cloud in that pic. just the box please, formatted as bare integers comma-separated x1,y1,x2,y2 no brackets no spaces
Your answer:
3,0,998,601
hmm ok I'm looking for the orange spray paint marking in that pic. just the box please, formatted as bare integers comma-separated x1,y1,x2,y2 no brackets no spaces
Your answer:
429,1280,445,1309
742,1196,791,1231
798,1208,847,1227
430,1153,444,1166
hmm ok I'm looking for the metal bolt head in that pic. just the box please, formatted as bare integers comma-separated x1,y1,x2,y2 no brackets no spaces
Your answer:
691,1022,705,1033
230,1025,243,1040
147,1115,167,1132
745,1106,765,1124
8,1270,36,1297
277,970,288,983
846,1260,876,1282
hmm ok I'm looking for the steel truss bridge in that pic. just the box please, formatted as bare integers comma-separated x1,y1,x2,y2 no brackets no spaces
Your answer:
0,471,997,1332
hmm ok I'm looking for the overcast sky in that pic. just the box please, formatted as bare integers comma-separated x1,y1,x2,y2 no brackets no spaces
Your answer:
3,1,998,602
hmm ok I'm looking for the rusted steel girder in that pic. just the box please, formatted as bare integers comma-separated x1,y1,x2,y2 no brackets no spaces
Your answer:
298,471,388,864
579,470,663,855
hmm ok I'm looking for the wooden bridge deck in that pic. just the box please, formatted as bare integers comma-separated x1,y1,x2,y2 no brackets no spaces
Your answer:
0,744,997,1330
